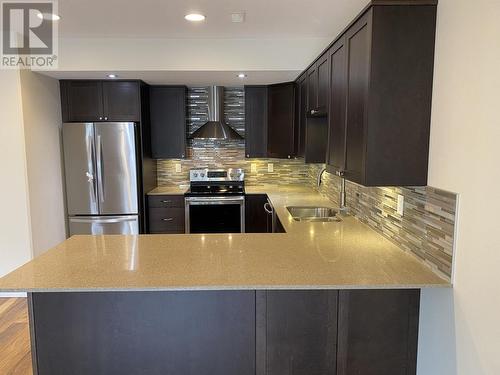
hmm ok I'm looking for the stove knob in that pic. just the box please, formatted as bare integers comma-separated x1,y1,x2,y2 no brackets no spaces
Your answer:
193,173,198,178
200,173,205,178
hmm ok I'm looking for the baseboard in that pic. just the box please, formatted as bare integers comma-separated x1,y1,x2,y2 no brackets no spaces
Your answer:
0,292,27,298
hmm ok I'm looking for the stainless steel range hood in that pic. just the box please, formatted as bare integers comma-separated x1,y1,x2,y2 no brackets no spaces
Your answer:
188,86,243,140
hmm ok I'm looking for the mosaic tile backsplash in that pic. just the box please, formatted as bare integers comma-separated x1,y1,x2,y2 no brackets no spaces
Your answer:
157,86,319,187
157,86,457,281
310,166,457,281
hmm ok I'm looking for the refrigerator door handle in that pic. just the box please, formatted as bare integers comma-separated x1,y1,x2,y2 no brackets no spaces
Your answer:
88,133,99,206
96,134,105,203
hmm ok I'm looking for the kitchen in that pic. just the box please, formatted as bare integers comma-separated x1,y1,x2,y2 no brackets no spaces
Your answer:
0,0,499,374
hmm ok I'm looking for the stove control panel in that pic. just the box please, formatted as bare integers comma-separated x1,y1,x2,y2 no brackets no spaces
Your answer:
189,168,245,182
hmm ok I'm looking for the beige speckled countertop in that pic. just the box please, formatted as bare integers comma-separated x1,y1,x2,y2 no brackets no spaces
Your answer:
0,185,450,292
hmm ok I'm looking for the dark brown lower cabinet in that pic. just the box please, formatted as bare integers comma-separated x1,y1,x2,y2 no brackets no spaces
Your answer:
30,292,256,375
147,194,185,233
337,289,420,375
256,291,338,375
257,289,420,375
245,194,269,233
28,289,420,375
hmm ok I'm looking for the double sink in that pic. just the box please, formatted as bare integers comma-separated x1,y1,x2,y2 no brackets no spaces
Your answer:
286,206,341,222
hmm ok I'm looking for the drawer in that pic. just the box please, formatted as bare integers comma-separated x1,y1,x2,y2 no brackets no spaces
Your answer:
148,195,185,208
148,207,185,232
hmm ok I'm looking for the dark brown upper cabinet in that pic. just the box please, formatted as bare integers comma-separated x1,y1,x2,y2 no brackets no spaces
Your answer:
149,86,187,159
60,80,141,122
306,52,329,117
316,53,329,114
60,81,104,122
102,81,141,122
267,82,296,159
326,36,348,174
306,65,317,114
245,86,268,158
296,73,328,164
321,2,437,186
296,75,307,158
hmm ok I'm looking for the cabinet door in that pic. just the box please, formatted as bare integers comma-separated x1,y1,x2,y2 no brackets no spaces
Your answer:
245,194,268,233
150,86,187,159
307,65,318,112
61,80,104,122
297,76,307,157
33,291,256,375
317,52,329,112
327,37,348,173
257,291,338,375
344,12,371,184
102,81,141,121
267,82,296,158
245,86,268,158
337,289,419,375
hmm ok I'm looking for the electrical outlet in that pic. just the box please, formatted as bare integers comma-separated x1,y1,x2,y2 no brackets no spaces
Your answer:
251,163,257,173
397,194,404,216
267,163,274,173
175,163,182,173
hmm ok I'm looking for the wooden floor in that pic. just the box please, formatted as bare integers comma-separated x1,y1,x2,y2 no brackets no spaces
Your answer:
0,298,33,375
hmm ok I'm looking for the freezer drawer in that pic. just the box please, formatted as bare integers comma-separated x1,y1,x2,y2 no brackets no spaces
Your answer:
68,215,139,235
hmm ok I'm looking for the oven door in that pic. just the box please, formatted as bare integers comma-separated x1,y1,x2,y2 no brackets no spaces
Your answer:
185,196,245,234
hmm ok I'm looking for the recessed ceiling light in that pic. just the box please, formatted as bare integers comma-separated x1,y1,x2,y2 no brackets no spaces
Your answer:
237,73,247,79
37,12,60,21
185,13,205,22
107,74,118,79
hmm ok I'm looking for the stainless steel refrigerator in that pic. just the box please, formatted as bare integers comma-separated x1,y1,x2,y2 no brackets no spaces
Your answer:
62,122,140,235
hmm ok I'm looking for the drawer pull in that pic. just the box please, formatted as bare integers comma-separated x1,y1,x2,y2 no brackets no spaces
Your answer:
162,218,174,221
161,200,172,204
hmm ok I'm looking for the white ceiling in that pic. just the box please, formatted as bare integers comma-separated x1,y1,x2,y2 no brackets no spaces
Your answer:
39,0,368,85
57,0,366,39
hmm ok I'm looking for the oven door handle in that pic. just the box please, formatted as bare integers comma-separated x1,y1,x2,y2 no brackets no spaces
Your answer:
185,196,245,205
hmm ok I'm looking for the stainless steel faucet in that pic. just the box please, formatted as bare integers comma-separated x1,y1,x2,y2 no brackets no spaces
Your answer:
335,171,348,214
316,167,327,188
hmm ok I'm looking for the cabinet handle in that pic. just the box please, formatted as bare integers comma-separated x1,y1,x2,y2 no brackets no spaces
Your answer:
161,200,172,203
162,218,173,221
336,170,345,177
264,202,273,214
311,109,317,115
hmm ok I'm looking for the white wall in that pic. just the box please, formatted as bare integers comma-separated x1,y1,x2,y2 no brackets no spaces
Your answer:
55,37,332,72
418,0,500,374
0,71,33,277
19,71,66,257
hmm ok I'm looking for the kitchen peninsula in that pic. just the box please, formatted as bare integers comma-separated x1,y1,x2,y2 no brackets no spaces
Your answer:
0,186,448,375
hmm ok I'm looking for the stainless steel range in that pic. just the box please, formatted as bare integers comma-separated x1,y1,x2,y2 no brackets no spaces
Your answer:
185,168,245,234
